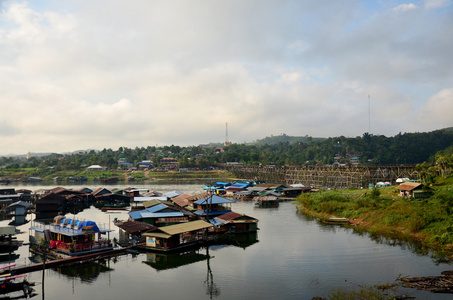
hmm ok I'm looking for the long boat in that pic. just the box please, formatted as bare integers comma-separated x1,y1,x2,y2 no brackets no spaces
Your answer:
0,274,35,297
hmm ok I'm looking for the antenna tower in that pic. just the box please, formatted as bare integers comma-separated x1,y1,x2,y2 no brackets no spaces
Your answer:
368,95,371,133
224,122,232,146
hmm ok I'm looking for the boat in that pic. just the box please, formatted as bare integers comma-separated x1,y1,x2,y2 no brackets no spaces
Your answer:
0,274,35,297
322,217,350,225
29,216,114,257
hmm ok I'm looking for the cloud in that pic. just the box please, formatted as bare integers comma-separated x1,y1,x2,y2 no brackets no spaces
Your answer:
393,3,418,12
0,0,452,154
418,89,453,129
424,0,452,9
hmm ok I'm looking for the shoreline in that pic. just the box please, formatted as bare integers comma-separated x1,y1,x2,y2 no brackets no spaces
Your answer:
296,204,453,260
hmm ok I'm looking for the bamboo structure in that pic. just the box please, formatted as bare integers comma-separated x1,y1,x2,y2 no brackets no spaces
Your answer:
223,164,418,188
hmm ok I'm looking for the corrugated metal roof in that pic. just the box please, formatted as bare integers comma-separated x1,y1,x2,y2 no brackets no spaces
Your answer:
165,191,183,198
216,212,258,222
145,220,213,237
114,220,156,234
172,193,192,207
397,182,422,191
134,196,167,202
253,196,278,201
141,211,184,218
193,195,235,205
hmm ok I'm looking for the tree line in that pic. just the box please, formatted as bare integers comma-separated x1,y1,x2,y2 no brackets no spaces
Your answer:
1,129,453,172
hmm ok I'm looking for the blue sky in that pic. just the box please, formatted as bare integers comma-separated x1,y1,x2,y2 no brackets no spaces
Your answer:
0,0,452,154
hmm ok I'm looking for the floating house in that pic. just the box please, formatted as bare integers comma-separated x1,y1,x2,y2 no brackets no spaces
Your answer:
128,203,190,227
213,212,259,233
225,183,249,196
280,186,312,197
190,195,235,218
5,201,31,216
34,192,67,214
114,219,156,245
143,220,213,252
0,189,20,210
29,216,113,256
171,193,194,209
254,196,279,207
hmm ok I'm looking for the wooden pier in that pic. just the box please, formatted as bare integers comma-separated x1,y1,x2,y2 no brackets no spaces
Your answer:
1,246,138,276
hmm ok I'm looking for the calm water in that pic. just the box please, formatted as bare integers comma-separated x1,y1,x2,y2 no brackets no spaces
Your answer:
3,182,453,299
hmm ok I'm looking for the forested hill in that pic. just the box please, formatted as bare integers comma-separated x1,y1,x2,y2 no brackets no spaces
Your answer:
253,134,326,146
1,128,452,170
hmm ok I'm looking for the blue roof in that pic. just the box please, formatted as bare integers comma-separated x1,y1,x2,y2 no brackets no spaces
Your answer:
193,195,235,205
229,183,249,188
194,210,232,216
165,190,182,198
141,211,184,218
129,203,187,220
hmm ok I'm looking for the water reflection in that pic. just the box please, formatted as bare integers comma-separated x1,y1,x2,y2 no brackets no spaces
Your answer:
3,183,453,299
144,250,210,271
298,209,451,265
205,247,220,299
55,260,114,283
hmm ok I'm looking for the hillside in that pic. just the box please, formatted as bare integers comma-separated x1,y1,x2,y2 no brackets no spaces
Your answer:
253,134,326,146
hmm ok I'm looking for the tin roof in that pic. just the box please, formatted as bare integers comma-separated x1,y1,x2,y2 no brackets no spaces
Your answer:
114,220,156,234
145,220,213,237
216,211,258,223
172,193,192,207
193,195,235,205
397,182,422,191
141,211,184,218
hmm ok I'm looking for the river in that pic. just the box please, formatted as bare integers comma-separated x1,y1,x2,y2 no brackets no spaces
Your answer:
3,182,452,299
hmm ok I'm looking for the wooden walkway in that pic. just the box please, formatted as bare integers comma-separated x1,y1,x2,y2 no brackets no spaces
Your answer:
2,246,138,276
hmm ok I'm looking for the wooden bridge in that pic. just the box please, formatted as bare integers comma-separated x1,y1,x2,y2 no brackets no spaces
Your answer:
222,164,419,188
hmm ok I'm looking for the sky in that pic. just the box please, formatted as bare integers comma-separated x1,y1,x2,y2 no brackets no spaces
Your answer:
0,0,452,155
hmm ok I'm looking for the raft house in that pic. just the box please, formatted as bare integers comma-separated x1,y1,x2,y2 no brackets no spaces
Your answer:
29,216,114,256
142,220,214,252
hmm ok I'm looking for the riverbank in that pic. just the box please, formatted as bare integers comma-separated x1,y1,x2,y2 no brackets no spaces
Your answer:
295,183,453,259
0,169,236,183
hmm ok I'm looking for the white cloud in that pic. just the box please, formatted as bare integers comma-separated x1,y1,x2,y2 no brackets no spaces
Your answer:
424,0,452,9
393,3,418,12
0,0,452,154
418,89,453,128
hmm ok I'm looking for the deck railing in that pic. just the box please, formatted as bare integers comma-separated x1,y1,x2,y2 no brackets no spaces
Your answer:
55,239,112,254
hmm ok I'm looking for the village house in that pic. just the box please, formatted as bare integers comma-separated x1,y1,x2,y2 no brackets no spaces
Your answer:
396,182,433,199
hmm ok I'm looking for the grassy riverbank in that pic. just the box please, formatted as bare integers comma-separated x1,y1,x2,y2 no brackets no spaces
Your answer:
296,178,453,258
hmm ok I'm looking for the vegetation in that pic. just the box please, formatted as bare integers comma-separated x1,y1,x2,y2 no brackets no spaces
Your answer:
296,149,453,257
325,284,399,300
1,129,452,176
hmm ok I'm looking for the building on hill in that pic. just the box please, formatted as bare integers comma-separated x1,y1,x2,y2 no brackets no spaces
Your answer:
396,182,433,199
161,157,178,169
